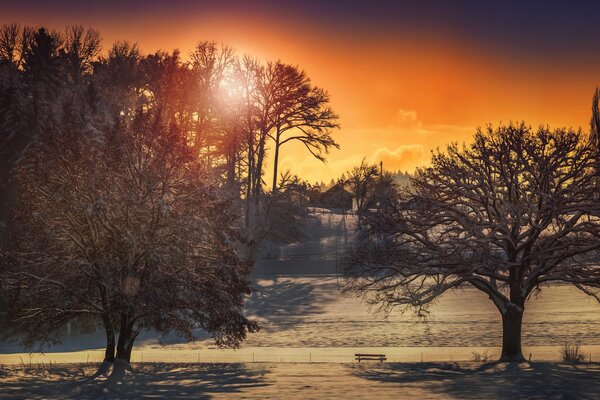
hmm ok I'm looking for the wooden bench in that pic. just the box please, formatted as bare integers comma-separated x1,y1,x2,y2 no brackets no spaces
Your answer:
355,353,387,363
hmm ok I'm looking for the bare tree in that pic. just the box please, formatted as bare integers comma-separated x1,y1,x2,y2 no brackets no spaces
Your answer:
344,123,600,362
93,41,144,119
8,108,258,370
264,61,339,192
0,23,33,71
62,25,101,85
188,41,236,163
343,158,383,213
592,88,600,144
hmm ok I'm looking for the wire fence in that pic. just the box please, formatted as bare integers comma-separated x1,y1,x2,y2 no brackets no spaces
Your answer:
1,346,599,366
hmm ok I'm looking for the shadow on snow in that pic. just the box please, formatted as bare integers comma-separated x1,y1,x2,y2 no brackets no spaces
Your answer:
0,363,270,400
350,361,600,400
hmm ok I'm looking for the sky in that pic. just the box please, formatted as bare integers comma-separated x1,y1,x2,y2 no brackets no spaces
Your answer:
2,0,600,183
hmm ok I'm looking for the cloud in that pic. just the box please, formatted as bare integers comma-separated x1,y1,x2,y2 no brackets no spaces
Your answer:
274,144,427,184
369,145,427,172
267,108,475,183
391,108,424,131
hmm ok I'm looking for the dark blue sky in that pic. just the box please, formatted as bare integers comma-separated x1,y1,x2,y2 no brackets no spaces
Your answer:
4,0,600,61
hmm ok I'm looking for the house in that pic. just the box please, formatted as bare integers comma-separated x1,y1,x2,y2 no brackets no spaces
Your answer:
318,183,353,210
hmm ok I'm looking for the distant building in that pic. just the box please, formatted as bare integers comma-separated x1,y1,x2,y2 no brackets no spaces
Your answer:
318,183,353,210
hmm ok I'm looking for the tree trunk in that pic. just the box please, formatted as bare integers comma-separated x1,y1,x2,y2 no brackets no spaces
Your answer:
87,317,118,381
226,150,236,190
103,318,115,363
108,318,138,381
272,137,280,193
115,319,137,364
500,304,525,362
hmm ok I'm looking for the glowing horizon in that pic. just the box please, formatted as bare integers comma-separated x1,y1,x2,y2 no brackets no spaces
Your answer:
3,0,600,184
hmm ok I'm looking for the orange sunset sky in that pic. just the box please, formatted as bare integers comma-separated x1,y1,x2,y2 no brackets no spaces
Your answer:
3,1,600,183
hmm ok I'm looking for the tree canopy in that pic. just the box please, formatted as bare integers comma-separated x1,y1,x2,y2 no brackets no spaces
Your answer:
344,123,600,361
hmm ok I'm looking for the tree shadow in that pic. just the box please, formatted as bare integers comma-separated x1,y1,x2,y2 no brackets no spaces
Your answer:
0,277,341,352
0,363,270,399
350,361,600,399
245,277,338,320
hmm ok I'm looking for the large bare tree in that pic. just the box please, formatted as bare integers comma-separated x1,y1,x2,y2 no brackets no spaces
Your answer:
344,123,600,361
7,108,258,370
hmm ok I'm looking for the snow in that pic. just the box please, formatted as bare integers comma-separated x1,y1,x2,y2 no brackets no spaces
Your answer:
2,276,600,364
2,362,600,399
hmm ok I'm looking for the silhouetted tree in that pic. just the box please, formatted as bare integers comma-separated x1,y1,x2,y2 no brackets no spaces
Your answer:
344,159,378,212
592,88,600,144
591,88,600,175
344,124,600,362
62,25,101,86
188,42,236,166
22,28,63,131
264,61,339,192
93,41,144,119
0,24,33,241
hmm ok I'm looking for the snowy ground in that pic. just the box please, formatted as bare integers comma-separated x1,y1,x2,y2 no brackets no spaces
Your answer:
1,361,600,399
4,212,600,358
3,211,600,397
3,275,600,364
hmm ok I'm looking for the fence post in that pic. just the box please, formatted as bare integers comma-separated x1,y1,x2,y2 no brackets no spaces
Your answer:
252,352,255,363
309,352,312,363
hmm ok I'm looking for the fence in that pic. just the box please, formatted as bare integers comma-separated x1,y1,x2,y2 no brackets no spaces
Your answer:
2,345,599,366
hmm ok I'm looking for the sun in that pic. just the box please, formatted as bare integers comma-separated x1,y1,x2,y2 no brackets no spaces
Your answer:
218,77,245,104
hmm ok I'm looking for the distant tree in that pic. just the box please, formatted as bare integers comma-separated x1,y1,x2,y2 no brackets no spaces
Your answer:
591,88,600,175
62,25,101,86
344,124,600,362
592,88,600,144
8,109,258,370
372,171,398,206
263,62,339,192
344,159,379,212
22,28,63,130
342,159,396,212
93,41,144,118
0,24,33,241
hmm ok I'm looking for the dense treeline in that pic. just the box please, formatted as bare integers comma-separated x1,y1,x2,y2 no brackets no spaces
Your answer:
0,24,339,370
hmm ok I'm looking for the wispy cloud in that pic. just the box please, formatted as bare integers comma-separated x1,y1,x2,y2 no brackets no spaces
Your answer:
369,144,426,172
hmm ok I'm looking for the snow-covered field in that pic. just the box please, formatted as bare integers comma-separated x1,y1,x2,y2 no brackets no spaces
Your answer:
2,211,600,362
2,275,600,364
2,361,600,399
242,275,600,348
